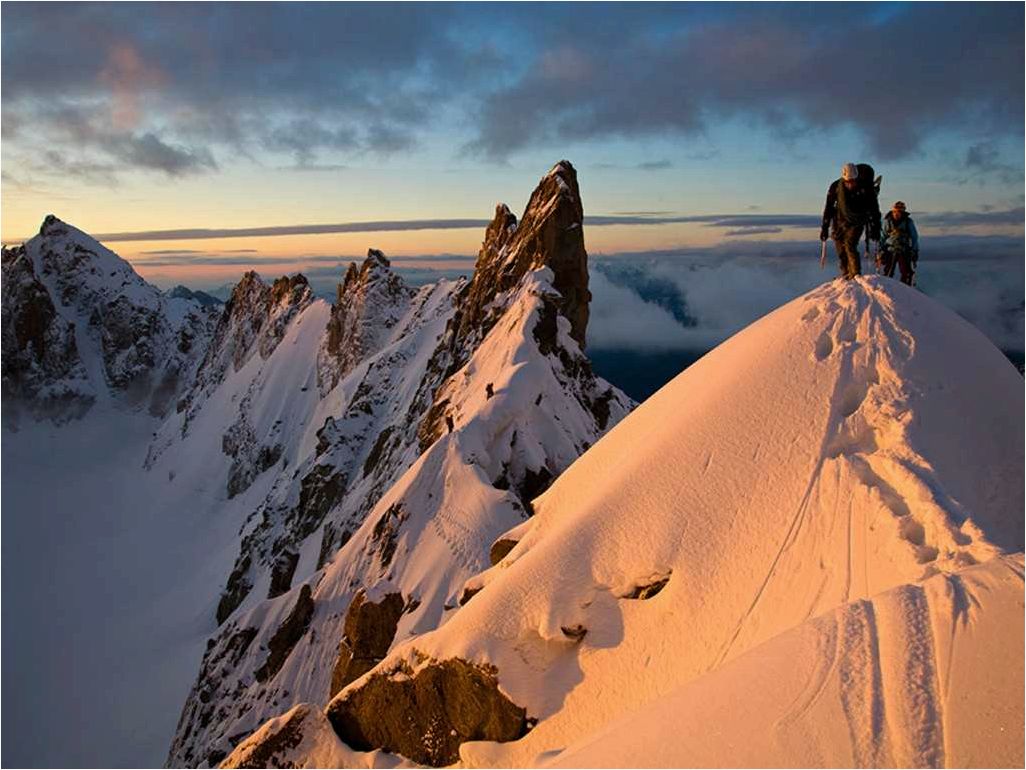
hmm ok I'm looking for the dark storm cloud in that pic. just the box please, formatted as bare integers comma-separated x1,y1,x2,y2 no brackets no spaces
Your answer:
466,3,1024,160
3,3,1021,179
0,2,485,174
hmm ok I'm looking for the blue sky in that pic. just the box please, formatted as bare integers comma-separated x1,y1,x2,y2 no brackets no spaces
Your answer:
1,2,1022,348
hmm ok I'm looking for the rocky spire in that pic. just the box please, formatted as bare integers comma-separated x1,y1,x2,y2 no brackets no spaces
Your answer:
205,271,312,374
457,160,590,348
317,249,415,395
174,271,311,427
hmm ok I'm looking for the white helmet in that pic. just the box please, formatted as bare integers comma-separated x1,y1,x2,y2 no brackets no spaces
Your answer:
841,162,859,181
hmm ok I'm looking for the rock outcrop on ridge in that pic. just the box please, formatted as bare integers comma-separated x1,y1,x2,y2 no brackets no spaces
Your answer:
455,161,590,350
317,248,417,396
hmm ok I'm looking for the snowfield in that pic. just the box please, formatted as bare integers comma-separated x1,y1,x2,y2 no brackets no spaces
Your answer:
552,554,1024,769
312,276,1023,769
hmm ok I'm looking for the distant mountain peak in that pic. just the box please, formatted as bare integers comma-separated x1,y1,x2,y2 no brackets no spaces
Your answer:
317,249,417,394
2,216,218,426
166,285,223,308
366,248,389,268
39,213,68,237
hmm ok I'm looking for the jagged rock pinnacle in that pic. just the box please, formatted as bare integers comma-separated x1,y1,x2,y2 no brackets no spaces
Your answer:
317,249,415,394
457,160,590,348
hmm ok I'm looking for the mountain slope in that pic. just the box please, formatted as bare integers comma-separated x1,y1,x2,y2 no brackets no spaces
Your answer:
551,553,1023,768
252,275,1021,767
1,215,217,425
166,161,632,766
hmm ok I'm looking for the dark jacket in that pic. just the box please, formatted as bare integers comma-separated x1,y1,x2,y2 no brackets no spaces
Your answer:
821,179,881,240
880,211,919,254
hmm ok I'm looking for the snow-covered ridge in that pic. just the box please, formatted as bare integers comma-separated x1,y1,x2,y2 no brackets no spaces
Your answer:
230,275,1022,768
165,161,631,766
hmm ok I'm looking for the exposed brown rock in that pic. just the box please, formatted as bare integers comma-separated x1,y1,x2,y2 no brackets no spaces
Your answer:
489,538,518,565
625,573,671,600
291,464,347,541
415,161,594,453
362,426,393,478
329,589,405,698
316,522,352,571
0,243,92,423
185,270,310,409
90,295,161,393
220,704,314,768
560,624,587,642
370,502,408,568
458,585,482,606
259,274,311,358
518,466,554,515
326,658,527,766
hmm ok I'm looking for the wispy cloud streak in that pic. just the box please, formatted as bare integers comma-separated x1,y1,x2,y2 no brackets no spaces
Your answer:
86,208,1023,243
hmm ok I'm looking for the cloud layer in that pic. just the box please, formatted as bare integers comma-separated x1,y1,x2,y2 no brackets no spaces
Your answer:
589,247,1024,354
3,3,1022,182
11,207,1005,245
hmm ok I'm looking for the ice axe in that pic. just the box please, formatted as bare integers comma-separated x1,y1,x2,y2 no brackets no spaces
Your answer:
819,240,827,270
